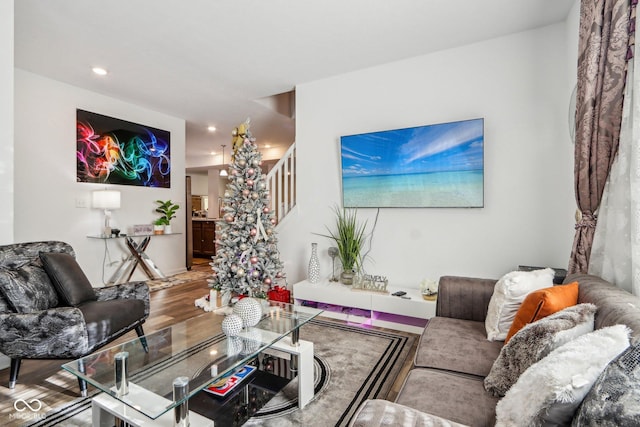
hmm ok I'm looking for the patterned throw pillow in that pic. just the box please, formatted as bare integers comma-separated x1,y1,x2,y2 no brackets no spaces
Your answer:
572,342,640,426
484,303,596,397
495,325,630,427
0,264,59,313
485,268,555,341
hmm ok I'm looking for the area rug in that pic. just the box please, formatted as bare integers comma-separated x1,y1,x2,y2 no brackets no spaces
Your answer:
146,269,211,292
17,319,414,427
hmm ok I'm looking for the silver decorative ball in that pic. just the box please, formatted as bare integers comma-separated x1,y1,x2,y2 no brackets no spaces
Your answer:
233,297,263,327
222,314,243,337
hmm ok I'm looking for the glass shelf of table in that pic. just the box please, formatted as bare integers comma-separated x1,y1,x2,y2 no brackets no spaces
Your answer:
62,302,323,420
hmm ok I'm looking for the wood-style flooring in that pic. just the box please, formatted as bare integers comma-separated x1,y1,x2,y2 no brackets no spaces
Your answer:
0,260,416,409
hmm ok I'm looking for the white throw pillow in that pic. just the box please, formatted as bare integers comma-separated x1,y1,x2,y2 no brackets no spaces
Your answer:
495,325,631,427
485,268,555,341
484,303,596,397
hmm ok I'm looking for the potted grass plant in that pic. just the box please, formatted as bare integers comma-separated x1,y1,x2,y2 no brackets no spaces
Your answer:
319,206,367,285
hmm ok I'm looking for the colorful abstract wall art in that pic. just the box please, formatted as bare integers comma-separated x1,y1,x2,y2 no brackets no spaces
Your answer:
77,109,171,188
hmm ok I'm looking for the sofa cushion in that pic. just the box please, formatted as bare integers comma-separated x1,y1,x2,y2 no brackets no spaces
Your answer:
504,282,579,342
495,325,630,427
396,369,498,427
78,299,145,350
349,399,468,427
572,341,640,426
485,268,554,341
40,252,97,306
569,273,640,341
0,263,60,313
415,317,502,377
484,303,596,397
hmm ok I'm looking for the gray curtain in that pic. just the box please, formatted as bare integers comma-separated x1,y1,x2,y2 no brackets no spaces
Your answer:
569,0,631,274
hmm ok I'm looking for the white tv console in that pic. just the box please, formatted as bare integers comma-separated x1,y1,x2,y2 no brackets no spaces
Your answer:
292,279,436,334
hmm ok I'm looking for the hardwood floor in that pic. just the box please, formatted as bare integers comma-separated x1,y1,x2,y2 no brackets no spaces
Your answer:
0,262,416,414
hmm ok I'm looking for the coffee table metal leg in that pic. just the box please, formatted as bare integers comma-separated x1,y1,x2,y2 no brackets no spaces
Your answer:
173,376,190,427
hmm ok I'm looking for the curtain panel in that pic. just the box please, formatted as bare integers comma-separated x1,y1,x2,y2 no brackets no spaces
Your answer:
569,0,631,274
589,0,639,294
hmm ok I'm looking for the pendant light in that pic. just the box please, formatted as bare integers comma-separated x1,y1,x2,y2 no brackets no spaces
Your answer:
219,144,228,177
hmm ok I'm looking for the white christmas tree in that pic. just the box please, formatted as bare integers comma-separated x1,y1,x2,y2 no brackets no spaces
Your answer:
209,120,285,298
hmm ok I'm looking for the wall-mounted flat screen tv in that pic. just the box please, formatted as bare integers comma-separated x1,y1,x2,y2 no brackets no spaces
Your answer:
340,118,484,208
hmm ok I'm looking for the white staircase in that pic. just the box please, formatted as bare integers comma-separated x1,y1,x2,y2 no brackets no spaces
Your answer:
266,142,296,223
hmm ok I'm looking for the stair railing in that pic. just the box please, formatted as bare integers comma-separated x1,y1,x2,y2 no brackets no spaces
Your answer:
266,142,296,223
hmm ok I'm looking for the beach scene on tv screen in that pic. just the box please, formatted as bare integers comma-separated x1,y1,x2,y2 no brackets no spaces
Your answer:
340,118,484,208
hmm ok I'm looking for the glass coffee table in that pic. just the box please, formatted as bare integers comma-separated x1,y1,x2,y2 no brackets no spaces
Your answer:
62,301,323,426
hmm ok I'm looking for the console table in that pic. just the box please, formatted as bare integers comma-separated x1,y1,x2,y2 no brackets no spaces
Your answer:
88,233,180,285
293,279,436,334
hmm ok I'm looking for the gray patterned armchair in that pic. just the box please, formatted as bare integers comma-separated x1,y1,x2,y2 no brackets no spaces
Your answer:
0,241,150,396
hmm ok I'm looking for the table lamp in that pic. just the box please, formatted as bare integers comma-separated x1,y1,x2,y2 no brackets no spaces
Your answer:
92,189,121,237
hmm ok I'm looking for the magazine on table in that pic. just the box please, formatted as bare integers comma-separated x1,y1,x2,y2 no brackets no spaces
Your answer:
205,365,257,397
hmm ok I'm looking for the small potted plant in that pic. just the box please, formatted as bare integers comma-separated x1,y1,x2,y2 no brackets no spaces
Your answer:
318,206,368,285
155,200,179,234
153,218,167,234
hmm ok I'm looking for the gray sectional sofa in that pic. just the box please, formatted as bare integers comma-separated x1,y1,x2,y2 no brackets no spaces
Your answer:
350,273,640,427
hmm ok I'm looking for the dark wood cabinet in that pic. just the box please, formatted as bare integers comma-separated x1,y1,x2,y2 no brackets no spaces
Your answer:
192,220,216,257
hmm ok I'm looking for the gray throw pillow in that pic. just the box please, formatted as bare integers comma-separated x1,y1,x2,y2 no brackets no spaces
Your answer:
484,303,596,397
572,342,640,426
40,252,97,306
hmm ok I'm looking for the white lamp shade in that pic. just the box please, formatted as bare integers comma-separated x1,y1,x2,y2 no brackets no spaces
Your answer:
220,169,228,177
92,190,121,209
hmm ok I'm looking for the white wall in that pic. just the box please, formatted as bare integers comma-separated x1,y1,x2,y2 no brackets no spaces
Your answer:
14,70,187,286
278,22,576,287
0,0,13,372
189,173,209,195
0,0,13,244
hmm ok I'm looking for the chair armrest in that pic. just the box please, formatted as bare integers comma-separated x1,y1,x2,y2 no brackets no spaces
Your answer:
436,276,497,322
0,308,89,358
94,281,150,317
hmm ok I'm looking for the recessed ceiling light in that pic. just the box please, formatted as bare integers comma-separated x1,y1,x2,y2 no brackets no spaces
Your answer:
210,151,216,155
92,67,108,76
207,126,217,132
264,144,271,148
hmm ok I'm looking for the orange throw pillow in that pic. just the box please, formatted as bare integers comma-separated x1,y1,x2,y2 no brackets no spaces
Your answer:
505,282,579,343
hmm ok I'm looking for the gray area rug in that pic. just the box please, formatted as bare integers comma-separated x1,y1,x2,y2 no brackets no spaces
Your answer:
23,318,414,427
